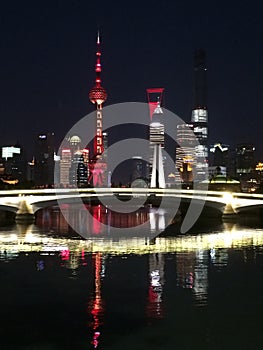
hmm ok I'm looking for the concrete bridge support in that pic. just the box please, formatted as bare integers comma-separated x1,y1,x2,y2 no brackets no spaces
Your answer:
15,200,35,223
222,193,238,219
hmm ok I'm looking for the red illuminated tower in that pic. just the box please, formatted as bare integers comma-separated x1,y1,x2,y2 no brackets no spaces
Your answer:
89,32,108,187
89,32,107,157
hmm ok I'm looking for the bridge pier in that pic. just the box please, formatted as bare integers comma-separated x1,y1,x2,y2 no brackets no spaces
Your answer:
15,200,35,223
222,202,237,219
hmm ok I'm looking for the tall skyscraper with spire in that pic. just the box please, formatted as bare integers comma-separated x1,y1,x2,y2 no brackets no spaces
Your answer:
88,32,108,186
149,98,165,188
191,49,208,181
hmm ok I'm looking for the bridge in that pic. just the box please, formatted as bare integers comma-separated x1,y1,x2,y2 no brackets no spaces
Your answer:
0,188,263,223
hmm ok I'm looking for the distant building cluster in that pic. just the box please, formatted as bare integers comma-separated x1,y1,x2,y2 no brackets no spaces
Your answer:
0,40,262,193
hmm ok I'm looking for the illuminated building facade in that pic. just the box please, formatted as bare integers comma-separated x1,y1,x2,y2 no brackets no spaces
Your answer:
60,149,72,186
1,144,26,183
191,49,208,181
69,150,88,187
34,132,55,186
2,146,21,160
89,33,108,186
59,135,90,187
175,123,195,184
149,100,165,188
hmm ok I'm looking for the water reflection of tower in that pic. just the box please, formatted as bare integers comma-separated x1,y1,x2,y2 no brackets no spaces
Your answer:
147,253,165,319
88,252,105,349
176,250,208,305
176,252,195,289
149,208,166,234
89,32,108,187
193,250,208,306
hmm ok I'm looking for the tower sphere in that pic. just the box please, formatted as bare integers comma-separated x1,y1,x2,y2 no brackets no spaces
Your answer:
89,85,107,105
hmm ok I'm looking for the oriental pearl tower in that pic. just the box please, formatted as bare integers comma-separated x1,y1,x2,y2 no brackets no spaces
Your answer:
88,32,108,186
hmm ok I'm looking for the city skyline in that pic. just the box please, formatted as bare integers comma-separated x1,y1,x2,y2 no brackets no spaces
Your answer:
0,1,262,157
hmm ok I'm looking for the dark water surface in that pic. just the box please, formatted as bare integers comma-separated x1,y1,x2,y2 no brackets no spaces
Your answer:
0,208,263,349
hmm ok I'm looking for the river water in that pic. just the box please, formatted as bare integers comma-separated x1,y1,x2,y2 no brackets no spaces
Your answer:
0,205,263,349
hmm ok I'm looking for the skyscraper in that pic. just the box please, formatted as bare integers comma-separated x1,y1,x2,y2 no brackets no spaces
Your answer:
60,148,72,186
191,49,208,181
209,143,230,177
34,132,55,187
175,124,195,184
69,151,88,187
235,143,256,176
146,89,166,188
149,100,165,188
2,144,26,183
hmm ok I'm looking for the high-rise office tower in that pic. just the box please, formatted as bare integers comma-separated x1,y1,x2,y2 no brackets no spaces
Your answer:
235,143,256,176
34,132,55,186
60,148,72,186
145,88,164,183
59,135,88,187
149,100,165,188
175,124,195,184
130,156,145,183
209,143,230,177
191,49,208,181
147,89,165,188
89,32,108,186
69,151,88,187
2,144,26,183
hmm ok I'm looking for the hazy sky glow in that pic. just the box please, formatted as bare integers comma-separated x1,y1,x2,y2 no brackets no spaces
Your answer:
0,1,262,157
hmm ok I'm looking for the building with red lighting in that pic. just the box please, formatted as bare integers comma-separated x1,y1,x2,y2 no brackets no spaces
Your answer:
88,33,108,187
147,89,165,188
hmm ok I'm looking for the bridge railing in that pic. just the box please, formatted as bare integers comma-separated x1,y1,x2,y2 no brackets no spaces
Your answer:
1,187,263,201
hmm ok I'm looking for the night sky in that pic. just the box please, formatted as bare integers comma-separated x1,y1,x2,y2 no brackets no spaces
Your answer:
1,1,262,159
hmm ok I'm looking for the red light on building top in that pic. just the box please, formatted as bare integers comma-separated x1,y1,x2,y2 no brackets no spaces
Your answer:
147,88,164,119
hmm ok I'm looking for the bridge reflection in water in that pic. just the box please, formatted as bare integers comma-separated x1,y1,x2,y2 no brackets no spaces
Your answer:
35,204,167,237
1,216,263,348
